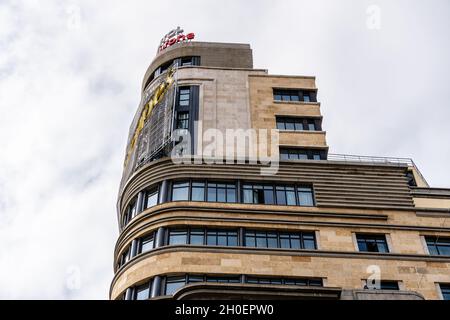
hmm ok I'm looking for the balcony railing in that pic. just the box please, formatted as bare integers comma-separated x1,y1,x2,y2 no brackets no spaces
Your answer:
327,153,428,186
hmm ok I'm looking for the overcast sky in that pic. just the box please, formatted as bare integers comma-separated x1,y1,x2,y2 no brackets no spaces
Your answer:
0,0,449,299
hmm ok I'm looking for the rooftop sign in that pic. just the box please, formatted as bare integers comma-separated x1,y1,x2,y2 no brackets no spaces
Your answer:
158,27,195,53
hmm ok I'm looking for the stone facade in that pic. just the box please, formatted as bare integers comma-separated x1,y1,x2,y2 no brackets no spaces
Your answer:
112,41,450,300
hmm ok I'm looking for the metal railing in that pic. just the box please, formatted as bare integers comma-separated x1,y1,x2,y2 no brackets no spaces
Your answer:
327,153,428,186
327,153,414,166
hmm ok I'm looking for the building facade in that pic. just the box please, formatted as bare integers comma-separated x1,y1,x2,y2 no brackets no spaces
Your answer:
110,39,450,300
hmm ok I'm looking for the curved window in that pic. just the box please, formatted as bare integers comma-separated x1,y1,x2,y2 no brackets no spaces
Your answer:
243,183,314,207
167,227,239,246
245,230,316,249
144,56,200,90
171,180,237,203
137,231,156,254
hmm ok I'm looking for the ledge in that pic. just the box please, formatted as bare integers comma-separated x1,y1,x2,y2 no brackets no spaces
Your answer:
110,244,450,298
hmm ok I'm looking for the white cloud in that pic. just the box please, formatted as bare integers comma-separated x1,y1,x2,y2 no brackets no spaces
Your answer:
0,0,449,299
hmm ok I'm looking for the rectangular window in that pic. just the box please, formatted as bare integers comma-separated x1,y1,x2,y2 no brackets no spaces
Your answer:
297,186,314,206
144,188,158,209
425,236,450,256
165,276,186,295
243,184,274,205
246,277,322,287
189,228,205,245
280,148,326,160
171,181,189,201
356,234,389,253
276,117,321,131
168,229,188,245
440,284,450,300
176,111,189,129
119,246,131,267
207,182,237,203
134,281,151,300
205,275,241,283
191,181,205,201
273,89,317,102
206,229,238,246
178,88,190,107
276,185,296,206
366,280,399,290
247,230,316,249
139,233,155,254
243,183,314,207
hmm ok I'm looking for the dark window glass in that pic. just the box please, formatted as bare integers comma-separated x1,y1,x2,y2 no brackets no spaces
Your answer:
140,233,155,253
206,229,238,246
165,276,186,295
168,229,187,245
134,282,151,300
356,234,389,253
172,181,189,201
191,182,205,201
248,230,316,250
426,236,450,256
206,275,241,283
276,117,320,132
379,281,399,290
246,277,322,287
243,184,274,205
176,111,189,129
273,89,316,102
123,198,138,226
303,94,311,102
144,188,158,209
119,246,131,267
440,284,450,300
280,148,325,160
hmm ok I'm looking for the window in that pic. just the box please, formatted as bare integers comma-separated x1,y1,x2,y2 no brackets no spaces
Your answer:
176,111,189,129
365,280,399,290
275,185,296,205
178,88,190,107
440,284,450,300
280,148,326,160
205,275,241,283
297,186,314,206
144,188,158,210
172,180,237,203
243,184,274,204
425,236,450,256
165,276,186,295
276,117,321,131
122,198,137,227
168,229,188,245
191,181,205,201
167,227,239,247
246,277,322,287
273,89,317,102
133,281,152,300
171,181,189,201
243,183,314,207
356,234,389,253
119,246,131,268
139,232,155,254
207,182,237,203
206,229,238,246
189,228,205,245
245,230,316,249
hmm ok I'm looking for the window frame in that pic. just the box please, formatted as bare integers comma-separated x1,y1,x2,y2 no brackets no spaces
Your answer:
242,182,315,207
425,236,450,256
355,233,390,253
